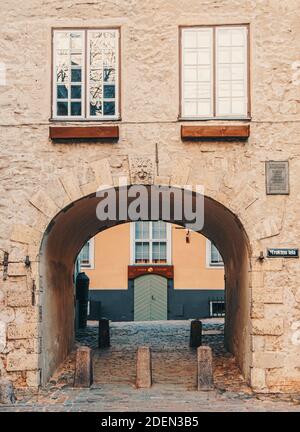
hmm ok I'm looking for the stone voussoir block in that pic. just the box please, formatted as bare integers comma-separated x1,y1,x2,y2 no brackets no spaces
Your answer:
59,173,82,202
10,224,41,245
29,189,59,218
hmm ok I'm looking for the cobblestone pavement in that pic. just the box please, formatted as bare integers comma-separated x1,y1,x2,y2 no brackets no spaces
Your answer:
1,320,300,412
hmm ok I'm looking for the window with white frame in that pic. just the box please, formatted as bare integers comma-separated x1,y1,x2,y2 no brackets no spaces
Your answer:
132,221,171,265
207,240,224,267
53,29,119,119
181,25,249,119
79,238,94,269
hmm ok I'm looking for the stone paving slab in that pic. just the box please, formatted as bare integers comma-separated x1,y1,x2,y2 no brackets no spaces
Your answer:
1,385,300,412
1,320,299,412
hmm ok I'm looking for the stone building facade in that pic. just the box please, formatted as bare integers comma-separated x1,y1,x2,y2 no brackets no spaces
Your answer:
0,0,300,393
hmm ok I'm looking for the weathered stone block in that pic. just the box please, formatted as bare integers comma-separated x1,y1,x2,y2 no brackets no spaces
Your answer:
252,352,285,369
26,370,41,388
171,158,191,185
81,181,98,196
250,367,266,390
136,346,152,389
251,301,264,319
29,189,58,218
197,346,214,391
0,307,15,323
60,173,82,202
91,158,113,186
251,271,264,288
10,224,41,245
251,335,265,352
7,353,38,371
154,176,170,186
7,263,27,277
252,318,284,336
7,323,38,340
74,346,93,388
252,288,283,304
6,289,31,307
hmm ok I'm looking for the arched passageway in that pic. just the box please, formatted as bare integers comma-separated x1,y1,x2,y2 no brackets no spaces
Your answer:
39,186,251,385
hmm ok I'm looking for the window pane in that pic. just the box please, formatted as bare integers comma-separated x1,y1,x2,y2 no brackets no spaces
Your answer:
54,31,84,118
79,242,90,265
57,85,68,99
56,52,69,83
71,69,82,82
70,32,83,50
183,30,198,48
71,85,81,99
197,100,211,116
104,101,115,115
57,101,68,116
88,30,118,118
71,102,81,116
71,54,82,67
135,242,149,263
216,26,247,117
90,101,102,116
104,84,115,98
183,100,197,117
135,222,149,240
152,242,167,263
211,243,223,264
152,221,167,239
182,28,213,118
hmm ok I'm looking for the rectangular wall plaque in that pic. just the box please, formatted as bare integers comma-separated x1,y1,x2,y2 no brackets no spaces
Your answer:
266,161,289,195
267,248,299,258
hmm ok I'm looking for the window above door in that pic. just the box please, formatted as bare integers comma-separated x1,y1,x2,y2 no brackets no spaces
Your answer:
180,25,250,120
131,221,172,265
52,28,120,121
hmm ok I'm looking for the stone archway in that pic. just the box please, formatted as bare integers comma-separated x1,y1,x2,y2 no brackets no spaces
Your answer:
38,183,251,386
8,156,289,393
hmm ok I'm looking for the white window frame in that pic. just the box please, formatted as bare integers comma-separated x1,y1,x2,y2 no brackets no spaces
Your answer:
130,222,172,265
79,238,95,270
206,239,224,268
87,29,120,121
180,25,249,120
52,28,120,121
209,300,225,317
181,27,214,119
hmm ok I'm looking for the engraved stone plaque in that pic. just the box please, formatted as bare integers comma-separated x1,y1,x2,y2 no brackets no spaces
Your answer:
266,161,289,195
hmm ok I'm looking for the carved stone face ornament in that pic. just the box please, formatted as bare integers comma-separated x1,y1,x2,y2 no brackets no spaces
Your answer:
129,156,155,185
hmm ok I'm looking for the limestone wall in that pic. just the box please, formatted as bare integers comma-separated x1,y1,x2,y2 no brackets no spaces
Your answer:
0,0,300,392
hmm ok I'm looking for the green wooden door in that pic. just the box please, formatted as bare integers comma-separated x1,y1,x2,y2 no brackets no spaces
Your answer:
134,275,168,321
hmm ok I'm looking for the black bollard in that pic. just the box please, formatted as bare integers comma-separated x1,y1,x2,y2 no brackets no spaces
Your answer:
98,318,110,348
190,319,202,348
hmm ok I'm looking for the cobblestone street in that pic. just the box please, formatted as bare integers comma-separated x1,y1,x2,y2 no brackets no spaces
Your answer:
1,320,300,412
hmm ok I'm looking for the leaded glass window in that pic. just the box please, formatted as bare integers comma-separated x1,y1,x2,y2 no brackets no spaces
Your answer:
53,29,119,119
